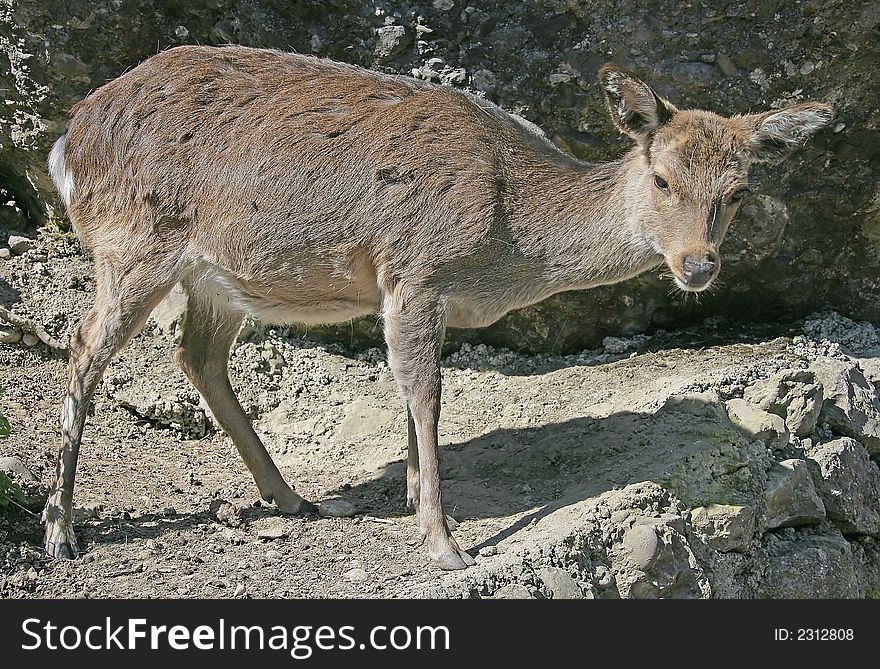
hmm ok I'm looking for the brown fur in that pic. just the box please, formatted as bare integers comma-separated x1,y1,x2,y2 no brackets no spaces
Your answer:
44,46,832,569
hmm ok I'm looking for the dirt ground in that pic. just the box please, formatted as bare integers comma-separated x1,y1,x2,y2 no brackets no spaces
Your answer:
0,229,876,598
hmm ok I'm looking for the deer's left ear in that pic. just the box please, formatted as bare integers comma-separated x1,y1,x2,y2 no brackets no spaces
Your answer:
742,102,834,163
599,65,677,146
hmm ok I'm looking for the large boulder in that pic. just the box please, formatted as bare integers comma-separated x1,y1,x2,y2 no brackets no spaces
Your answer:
3,0,877,352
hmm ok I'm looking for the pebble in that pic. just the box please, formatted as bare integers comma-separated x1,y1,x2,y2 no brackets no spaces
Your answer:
478,545,498,557
210,499,242,527
0,326,22,344
7,235,34,255
257,520,291,540
21,333,39,347
0,456,37,483
318,499,357,518
0,248,10,260
343,567,368,582
233,583,247,598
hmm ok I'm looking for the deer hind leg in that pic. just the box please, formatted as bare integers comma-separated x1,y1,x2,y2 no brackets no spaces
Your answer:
406,407,420,510
45,257,177,558
174,288,316,515
383,290,475,570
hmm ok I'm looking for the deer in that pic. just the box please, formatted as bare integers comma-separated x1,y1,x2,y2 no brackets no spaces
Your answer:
44,45,832,570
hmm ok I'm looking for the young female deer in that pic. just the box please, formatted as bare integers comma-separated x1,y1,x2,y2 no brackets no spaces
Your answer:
46,45,831,569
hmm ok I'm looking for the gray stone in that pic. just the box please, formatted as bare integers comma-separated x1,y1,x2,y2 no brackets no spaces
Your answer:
0,326,22,344
21,332,39,347
2,1,878,354
537,567,583,599
809,358,880,453
148,284,188,337
0,456,38,483
317,499,357,518
689,504,756,553
742,369,822,437
0,247,11,260
343,567,368,583
621,524,659,569
492,584,534,599
724,398,789,449
763,459,825,529
6,235,34,255
758,527,860,598
256,518,292,540
374,25,409,59
806,437,880,537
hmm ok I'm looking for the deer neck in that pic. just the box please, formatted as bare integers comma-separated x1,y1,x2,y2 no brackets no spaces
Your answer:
510,146,664,292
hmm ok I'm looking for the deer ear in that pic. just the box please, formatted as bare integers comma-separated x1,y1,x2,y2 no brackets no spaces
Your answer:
743,102,833,163
599,65,677,145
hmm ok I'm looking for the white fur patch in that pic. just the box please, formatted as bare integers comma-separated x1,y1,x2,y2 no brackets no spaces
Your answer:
757,106,833,148
48,134,75,207
60,396,76,434
185,258,373,325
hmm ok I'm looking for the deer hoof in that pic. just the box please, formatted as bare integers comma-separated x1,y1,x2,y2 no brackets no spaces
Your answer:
432,546,476,570
271,490,317,516
428,535,476,570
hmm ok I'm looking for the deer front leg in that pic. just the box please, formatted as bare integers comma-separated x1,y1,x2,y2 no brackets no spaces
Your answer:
383,292,475,570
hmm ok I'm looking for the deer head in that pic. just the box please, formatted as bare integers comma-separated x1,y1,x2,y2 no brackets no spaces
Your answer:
599,65,833,292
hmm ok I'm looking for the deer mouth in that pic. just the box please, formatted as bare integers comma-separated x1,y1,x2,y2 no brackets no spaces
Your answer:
672,272,715,292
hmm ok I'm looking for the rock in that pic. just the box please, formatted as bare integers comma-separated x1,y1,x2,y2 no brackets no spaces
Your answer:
763,459,825,530
471,69,496,93
809,358,880,453
21,333,39,347
256,518,292,540
621,524,659,569
537,567,583,599
806,437,880,537
0,326,22,344
0,456,38,483
343,567,368,583
317,499,357,518
853,537,880,598
0,248,10,260
492,584,534,599
73,503,102,522
689,504,756,553
478,545,498,557
374,25,409,59
2,3,877,354
724,398,789,449
743,369,823,437
210,499,242,527
758,526,860,598
149,284,188,337
6,235,34,255
219,527,246,545
803,312,880,354
233,583,247,598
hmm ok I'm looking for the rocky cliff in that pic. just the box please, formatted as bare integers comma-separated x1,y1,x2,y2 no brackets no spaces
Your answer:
2,0,877,352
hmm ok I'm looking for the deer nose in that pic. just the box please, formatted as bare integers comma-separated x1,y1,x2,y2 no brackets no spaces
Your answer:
682,254,717,285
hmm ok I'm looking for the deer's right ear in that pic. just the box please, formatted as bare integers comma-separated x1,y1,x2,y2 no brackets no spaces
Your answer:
599,65,677,145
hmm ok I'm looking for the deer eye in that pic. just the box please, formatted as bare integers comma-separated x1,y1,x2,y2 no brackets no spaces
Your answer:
728,188,751,203
654,175,669,191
